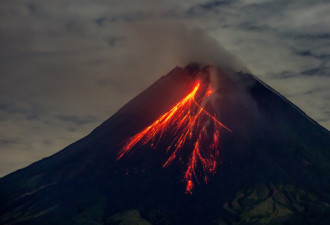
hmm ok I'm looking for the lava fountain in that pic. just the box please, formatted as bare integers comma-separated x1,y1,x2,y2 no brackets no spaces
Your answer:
117,82,231,194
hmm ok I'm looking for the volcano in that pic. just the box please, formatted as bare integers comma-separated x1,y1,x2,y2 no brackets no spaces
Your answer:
0,64,329,225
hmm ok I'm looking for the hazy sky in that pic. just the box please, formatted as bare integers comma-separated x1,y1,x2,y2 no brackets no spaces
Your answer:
1,0,329,177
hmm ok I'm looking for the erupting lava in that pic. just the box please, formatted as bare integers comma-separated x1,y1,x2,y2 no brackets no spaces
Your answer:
117,82,231,194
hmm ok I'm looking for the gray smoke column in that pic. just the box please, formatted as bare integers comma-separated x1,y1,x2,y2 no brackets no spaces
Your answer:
122,18,248,75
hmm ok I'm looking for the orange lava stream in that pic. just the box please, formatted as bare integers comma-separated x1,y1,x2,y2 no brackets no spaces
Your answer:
117,82,231,194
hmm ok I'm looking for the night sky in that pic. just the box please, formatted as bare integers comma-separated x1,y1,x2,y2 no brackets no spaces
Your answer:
0,0,329,177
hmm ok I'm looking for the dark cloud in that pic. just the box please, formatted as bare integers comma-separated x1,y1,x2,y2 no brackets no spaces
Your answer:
186,0,233,16
95,17,106,27
199,0,232,10
0,139,17,145
109,12,152,23
107,36,125,47
302,68,329,76
295,49,330,61
293,33,330,40
26,3,37,14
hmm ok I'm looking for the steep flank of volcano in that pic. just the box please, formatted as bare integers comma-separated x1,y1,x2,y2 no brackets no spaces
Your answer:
0,65,329,225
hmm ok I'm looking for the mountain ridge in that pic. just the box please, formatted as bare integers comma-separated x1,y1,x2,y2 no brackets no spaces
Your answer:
250,72,329,133
0,65,329,225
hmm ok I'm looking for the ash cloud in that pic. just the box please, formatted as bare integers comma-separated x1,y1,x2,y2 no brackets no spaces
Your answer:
122,19,248,73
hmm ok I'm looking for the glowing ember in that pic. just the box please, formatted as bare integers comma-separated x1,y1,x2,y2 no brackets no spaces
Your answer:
117,82,231,194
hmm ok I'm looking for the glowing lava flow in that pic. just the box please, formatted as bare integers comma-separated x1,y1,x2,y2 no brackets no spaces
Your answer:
117,82,231,194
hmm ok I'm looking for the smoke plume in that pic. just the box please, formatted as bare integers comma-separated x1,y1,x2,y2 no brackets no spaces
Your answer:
121,18,248,75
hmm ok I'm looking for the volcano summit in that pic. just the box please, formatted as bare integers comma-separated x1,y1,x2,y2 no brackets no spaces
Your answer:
0,65,329,225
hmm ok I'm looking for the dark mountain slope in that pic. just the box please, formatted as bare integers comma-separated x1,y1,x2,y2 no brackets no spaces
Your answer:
0,65,329,225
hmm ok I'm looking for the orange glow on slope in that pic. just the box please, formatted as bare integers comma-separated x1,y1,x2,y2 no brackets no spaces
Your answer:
117,82,231,194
